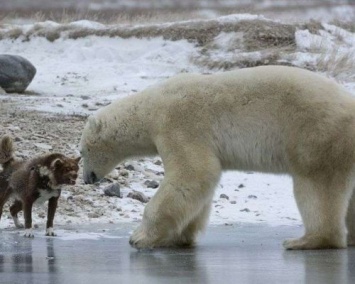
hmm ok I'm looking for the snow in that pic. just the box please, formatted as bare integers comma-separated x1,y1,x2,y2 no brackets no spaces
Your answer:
0,13,354,235
0,35,199,114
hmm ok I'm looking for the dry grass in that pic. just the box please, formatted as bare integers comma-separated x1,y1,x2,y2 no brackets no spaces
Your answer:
191,49,295,70
0,8,211,26
316,49,355,80
0,6,354,79
0,17,297,46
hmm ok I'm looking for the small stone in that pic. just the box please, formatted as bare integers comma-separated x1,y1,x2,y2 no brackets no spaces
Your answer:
240,208,250,212
220,194,229,200
238,184,245,188
144,180,159,189
248,195,257,199
38,212,45,218
88,212,100,218
127,191,149,203
230,200,237,204
34,143,52,150
103,183,121,198
80,95,90,100
154,160,162,166
119,170,129,177
124,164,135,171
67,196,74,201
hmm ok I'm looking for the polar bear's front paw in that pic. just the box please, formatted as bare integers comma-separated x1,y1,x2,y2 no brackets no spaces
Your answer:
129,227,155,249
24,228,34,238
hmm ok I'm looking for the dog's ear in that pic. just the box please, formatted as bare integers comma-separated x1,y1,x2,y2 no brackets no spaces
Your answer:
74,157,81,164
51,158,63,169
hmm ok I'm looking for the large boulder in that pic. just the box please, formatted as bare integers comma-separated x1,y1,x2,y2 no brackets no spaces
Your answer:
0,54,36,93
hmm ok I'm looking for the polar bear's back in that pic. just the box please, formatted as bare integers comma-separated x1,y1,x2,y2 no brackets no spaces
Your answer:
152,66,355,173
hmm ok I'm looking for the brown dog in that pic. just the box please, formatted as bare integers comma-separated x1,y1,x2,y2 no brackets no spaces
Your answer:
0,135,80,237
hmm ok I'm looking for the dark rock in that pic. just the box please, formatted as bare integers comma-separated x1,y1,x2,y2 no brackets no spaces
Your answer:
240,208,250,212
0,54,36,93
154,160,162,166
127,191,149,203
124,164,135,171
220,193,229,200
230,200,237,204
103,183,121,197
248,195,257,199
238,184,245,188
144,180,159,189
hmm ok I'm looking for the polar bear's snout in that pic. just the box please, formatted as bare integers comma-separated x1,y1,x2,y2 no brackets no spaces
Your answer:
84,170,98,184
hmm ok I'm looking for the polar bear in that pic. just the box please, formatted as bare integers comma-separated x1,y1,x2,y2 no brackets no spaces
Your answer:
80,65,355,250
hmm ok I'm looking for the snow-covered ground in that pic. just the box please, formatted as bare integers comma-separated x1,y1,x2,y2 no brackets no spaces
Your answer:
0,10,355,236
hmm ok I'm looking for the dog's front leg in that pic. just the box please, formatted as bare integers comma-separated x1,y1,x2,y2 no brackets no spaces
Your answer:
46,195,60,236
23,198,34,238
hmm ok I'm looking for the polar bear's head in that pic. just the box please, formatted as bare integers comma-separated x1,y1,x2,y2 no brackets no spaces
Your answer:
80,115,119,184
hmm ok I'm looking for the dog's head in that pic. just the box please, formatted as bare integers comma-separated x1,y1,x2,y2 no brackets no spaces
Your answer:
50,156,81,186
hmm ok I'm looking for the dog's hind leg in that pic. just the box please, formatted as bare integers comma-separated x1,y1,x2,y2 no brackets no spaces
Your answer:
10,200,24,228
0,187,12,222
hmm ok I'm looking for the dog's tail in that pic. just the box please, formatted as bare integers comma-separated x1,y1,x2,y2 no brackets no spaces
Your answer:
0,135,14,165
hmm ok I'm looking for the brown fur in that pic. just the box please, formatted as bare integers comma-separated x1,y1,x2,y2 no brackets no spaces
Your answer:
0,136,80,237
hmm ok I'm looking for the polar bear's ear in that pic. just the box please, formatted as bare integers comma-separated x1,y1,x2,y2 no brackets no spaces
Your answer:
88,116,102,133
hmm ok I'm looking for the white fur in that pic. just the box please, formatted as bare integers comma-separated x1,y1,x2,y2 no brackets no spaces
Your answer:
46,227,56,236
38,166,60,189
39,166,51,177
34,189,60,206
80,65,355,250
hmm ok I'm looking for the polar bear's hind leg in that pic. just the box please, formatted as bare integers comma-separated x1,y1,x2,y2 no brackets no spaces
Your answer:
346,190,355,245
284,174,354,250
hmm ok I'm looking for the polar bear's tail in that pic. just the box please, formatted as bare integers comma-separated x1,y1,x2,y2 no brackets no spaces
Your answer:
0,135,14,165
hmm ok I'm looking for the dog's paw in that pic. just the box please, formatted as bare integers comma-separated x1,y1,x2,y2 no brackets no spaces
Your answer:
24,228,34,238
45,227,57,237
